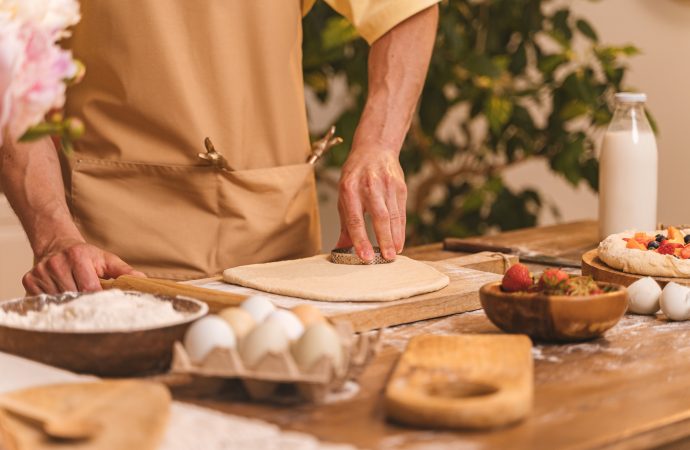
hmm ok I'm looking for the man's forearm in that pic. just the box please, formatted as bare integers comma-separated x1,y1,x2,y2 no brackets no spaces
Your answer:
352,4,439,155
0,137,84,257
336,5,438,261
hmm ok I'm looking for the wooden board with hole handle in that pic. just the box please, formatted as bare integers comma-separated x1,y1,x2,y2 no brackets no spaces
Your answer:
385,334,533,430
582,249,690,288
0,380,171,450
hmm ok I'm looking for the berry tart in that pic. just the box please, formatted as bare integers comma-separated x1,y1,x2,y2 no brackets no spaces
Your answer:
598,226,690,278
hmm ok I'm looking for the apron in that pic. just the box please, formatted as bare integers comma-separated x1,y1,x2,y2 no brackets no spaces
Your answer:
63,0,321,280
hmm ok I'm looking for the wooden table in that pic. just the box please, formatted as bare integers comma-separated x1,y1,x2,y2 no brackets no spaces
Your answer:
175,220,690,450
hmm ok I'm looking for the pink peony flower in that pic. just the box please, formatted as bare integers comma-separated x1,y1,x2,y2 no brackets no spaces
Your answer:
0,13,22,145
0,0,80,146
2,0,80,37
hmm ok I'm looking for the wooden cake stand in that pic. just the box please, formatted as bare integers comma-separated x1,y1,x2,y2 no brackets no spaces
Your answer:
582,249,690,288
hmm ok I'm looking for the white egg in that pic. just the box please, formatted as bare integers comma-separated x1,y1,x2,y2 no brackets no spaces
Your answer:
627,277,662,315
292,322,344,376
266,309,304,341
240,296,276,323
218,307,255,340
183,315,236,363
660,282,690,321
239,321,289,368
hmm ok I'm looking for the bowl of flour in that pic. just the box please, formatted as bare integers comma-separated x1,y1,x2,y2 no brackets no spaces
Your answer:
0,289,208,376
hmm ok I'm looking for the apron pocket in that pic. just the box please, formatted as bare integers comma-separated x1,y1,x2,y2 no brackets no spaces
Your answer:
71,159,219,280
70,159,321,279
218,162,321,268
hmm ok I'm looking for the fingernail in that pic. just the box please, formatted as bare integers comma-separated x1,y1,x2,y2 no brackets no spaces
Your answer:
362,249,374,261
384,250,396,260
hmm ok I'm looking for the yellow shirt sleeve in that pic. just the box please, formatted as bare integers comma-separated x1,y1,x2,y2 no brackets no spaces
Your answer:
303,0,441,45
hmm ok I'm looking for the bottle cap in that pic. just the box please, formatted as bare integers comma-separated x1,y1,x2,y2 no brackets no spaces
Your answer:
615,92,647,103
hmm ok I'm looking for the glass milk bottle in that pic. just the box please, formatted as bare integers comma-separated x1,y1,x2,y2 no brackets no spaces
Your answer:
598,92,658,239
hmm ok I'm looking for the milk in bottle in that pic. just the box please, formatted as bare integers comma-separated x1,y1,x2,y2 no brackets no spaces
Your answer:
598,92,658,239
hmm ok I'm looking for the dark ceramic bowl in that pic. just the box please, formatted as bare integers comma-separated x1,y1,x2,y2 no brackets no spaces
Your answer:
479,282,627,342
0,291,207,376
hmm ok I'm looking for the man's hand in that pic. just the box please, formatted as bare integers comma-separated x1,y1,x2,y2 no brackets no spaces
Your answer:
335,5,438,262
23,238,145,295
337,149,407,261
1,136,145,295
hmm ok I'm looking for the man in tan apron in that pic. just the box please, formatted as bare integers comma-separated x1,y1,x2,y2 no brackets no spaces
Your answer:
1,1,439,293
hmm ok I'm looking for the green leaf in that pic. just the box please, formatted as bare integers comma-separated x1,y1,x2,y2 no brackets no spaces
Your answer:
462,189,485,214
550,136,585,186
576,19,598,41
538,54,568,76
485,96,513,134
419,84,448,136
509,42,527,74
646,109,660,135
592,107,612,126
551,9,573,41
304,72,328,94
559,100,589,121
621,45,640,56
464,54,502,79
488,187,538,230
321,17,359,51
582,157,599,191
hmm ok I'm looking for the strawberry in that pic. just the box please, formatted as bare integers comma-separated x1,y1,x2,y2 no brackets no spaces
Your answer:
501,263,533,292
658,242,682,255
539,268,570,292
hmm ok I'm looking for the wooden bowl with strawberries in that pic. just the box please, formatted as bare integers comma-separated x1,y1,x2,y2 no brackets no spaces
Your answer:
480,266,628,342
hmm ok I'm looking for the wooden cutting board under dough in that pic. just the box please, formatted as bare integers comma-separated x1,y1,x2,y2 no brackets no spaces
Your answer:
385,334,533,430
188,253,517,332
0,380,170,450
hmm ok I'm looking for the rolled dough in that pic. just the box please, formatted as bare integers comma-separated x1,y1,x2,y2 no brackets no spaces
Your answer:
222,255,450,302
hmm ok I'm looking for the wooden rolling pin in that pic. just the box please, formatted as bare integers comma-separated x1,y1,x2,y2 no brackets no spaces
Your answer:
100,275,246,312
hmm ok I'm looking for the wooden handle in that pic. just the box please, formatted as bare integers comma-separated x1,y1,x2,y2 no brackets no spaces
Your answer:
100,275,246,311
443,238,514,255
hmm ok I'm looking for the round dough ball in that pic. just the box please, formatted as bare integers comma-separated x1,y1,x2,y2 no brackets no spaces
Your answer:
240,296,276,323
291,304,326,327
660,282,690,321
627,277,662,315
239,321,289,368
183,315,236,363
218,307,255,340
266,309,304,341
292,322,344,376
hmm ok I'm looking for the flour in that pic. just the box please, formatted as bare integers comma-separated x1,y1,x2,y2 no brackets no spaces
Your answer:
160,402,357,450
0,290,191,332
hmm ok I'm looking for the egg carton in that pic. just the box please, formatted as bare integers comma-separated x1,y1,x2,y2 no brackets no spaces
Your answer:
169,321,382,403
